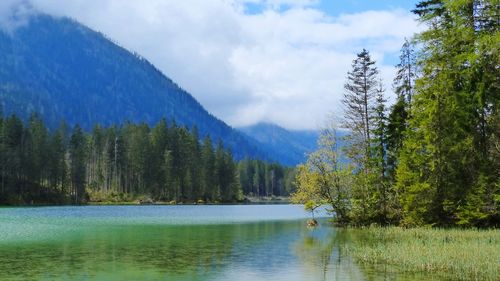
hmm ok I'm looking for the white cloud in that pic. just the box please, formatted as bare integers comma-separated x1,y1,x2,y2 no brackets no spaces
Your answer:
1,0,421,129
235,0,319,10
0,0,35,33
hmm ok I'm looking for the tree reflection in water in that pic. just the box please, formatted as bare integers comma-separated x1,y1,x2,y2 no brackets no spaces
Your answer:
294,224,365,281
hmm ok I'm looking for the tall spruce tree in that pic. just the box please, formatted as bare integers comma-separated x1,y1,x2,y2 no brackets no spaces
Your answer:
150,119,169,198
342,49,379,169
201,136,216,201
341,49,385,224
396,0,499,226
387,40,418,183
371,83,399,224
69,125,87,203
394,39,418,109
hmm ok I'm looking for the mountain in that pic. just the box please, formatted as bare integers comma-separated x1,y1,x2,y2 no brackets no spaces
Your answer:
239,123,352,165
239,123,319,165
0,14,271,161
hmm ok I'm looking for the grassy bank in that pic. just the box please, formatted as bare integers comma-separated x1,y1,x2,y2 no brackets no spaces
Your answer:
344,227,499,281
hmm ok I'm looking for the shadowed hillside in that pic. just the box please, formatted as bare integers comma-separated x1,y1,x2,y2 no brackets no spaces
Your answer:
0,15,269,161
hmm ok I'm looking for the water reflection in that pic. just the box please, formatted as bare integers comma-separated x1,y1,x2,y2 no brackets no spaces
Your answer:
294,225,365,281
0,207,449,281
293,224,449,281
1,221,301,281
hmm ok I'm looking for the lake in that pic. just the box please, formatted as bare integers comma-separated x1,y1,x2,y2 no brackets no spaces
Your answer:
0,205,439,281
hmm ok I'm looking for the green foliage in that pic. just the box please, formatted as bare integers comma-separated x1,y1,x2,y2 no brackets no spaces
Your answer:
339,49,400,226
304,200,318,213
296,0,498,228
0,15,277,163
238,158,295,197
69,125,87,203
344,227,500,281
292,127,353,225
395,0,500,227
387,39,415,183
386,95,408,179
0,114,245,204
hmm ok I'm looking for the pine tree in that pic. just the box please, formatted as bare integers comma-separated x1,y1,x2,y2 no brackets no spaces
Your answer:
394,39,418,109
370,83,400,224
47,127,66,192
69,125,87,203
342,49,379,169
163,149,174,200
0,116,280,204
386,40,417,185
125,124,150,194
150,119,169,198
341,49,382,225
201,136,215,201
396,0,499,226
26,114,49,189
4,115,23,198
188,126,202,201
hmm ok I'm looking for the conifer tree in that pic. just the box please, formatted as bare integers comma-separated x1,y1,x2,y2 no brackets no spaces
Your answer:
201,136,216,201
341,49,383,224
342,49,379,169
69,125,86,203
387,40,417,184
0,115,279,205
393,39,417,109
397,0,499,226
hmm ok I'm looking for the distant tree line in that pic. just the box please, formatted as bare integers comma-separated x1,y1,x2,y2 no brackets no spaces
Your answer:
0,114,294,205
238,159,296,197
293,0,499,227
0,114,239,204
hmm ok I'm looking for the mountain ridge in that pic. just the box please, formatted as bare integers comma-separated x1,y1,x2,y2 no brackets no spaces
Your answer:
0,14,275,161
238,122,319,165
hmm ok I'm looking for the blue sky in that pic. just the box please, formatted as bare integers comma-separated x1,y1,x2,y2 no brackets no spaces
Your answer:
316,0,417,15
243,0,420,66
245,0,418,15
1,0,423,130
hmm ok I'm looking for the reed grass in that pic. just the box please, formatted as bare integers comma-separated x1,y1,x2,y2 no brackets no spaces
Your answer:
344,227,499,281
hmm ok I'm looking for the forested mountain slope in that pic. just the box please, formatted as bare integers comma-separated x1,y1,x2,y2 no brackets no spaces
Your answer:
0,15,268,160
239,123,319,165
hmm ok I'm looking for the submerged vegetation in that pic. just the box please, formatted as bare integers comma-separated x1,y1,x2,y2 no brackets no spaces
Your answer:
345,227,500,281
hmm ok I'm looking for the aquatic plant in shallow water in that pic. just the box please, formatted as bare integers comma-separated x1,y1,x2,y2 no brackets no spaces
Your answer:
344,227,500,281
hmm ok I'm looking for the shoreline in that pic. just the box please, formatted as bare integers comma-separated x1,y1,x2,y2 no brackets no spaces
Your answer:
0,197,293,207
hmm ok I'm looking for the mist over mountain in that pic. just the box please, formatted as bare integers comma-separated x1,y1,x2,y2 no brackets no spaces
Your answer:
0,14,276,161
239,122,320,165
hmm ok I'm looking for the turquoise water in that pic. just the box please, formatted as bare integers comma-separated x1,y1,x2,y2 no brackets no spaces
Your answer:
0,205,437,280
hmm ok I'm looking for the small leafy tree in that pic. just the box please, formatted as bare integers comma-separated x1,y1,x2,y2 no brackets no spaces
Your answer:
292,164,323,220
292,126,353,225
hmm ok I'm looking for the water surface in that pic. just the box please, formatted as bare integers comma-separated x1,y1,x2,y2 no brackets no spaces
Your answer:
0,205,442,281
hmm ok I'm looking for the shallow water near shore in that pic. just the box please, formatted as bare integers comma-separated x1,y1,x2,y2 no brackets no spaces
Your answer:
0,205,446,281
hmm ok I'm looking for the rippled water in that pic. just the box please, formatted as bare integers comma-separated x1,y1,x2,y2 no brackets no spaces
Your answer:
0,205,441,281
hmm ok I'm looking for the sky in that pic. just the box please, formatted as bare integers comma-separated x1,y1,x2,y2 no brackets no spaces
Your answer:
0,0,423,130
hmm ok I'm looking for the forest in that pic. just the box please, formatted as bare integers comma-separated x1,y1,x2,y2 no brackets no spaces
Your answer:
238,159,296,197
293,0,499,227
0,114,294,205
